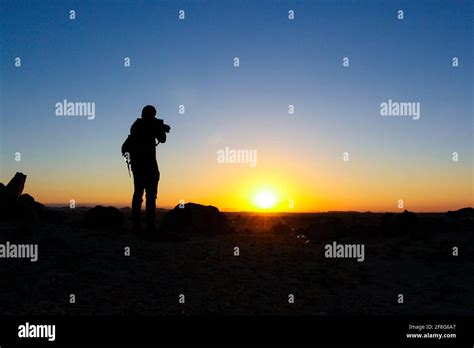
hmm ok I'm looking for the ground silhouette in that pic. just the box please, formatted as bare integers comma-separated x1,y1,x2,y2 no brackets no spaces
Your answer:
0,172,472,315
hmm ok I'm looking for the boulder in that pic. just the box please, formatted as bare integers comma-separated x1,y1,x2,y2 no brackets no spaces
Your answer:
0,183,7,213
84,206,124,229
0,172,45,223
6,172,26,200
159,203,232,236
17,193,45,224
447,207,474,220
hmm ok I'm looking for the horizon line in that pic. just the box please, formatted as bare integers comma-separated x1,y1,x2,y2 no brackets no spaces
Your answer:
43,203,472,214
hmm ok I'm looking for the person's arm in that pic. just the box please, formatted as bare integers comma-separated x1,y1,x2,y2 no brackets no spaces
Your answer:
155,119,168,143
156,130,167,143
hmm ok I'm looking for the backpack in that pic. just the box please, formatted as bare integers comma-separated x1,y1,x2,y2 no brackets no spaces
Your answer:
121,134,135,157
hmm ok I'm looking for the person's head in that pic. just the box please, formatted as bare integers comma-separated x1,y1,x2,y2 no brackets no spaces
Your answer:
141,105,157,120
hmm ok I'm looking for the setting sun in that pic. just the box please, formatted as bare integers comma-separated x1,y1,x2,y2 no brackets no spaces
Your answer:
254,191,277,209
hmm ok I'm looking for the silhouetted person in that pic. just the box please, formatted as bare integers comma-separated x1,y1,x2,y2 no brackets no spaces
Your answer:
122,105,170,234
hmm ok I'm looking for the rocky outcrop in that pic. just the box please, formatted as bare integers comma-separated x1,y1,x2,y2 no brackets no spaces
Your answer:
159,203,232,236
447,207,474,220
84,206,124,229
0,172,45,223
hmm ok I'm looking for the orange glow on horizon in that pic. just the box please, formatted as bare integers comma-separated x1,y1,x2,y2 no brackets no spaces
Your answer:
4,152,472,213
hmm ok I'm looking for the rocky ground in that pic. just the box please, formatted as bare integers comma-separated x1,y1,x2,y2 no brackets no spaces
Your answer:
0,207,472,316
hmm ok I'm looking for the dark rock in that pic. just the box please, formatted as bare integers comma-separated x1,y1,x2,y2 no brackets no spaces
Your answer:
18,193,35,206
84,206,124,229
0,173,45,224
6,172,26,200
447,207,474,220
159,203,232,236
0,183,7,215
17,194,45,224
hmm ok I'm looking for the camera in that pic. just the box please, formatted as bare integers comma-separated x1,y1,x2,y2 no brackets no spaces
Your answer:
156,118,171,133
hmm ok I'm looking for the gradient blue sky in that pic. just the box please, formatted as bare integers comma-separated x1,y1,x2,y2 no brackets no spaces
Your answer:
0,0,472,211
